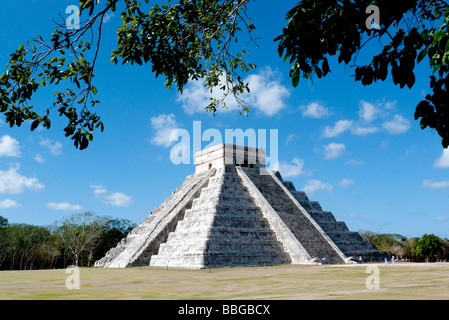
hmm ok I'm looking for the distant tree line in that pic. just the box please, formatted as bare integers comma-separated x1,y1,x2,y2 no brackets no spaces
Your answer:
360,231,449,262
0,212,136,270
1,213,447,269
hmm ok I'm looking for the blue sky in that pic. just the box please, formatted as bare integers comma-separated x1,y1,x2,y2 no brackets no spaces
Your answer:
0,1,448,239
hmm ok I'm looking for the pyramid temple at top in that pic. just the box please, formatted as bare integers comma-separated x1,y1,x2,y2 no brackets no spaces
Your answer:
95,143,387,269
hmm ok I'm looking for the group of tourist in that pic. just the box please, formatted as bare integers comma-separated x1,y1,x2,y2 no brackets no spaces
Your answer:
319,255,405,265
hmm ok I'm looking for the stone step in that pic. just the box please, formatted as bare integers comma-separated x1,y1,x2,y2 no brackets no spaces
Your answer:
164,227,280,242
181,208,263,222
290,191,309,202
157,241,289,255
191,195,254,208
150,252,291,268
298,201,322,211
325,230,364,242
174,216,272,230
314,221,349,232
306,210,338,223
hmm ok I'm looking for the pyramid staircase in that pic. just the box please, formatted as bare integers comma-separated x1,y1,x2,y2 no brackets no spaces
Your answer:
150,166,291,268
94,169,215,268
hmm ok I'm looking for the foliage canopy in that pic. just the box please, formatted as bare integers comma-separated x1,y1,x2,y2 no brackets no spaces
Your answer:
275,0,449,147
1,0,449,148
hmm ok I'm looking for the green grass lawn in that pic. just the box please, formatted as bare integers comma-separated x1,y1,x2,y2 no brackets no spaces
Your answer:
1,262,449,300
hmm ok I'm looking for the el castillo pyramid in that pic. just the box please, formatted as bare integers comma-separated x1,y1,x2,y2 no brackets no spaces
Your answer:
95,143,387,268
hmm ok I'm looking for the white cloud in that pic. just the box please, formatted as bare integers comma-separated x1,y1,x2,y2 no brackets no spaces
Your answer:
39,139,63,156
434,149,449,169
322,120,353,138
303,180,333,196
104,192,133,207
384,100,397,110
286,134,296,144
421,180,449,189
0,135,21,157
0,165,44,194
382,114,410,135
91,184,133,207
358,100,379,122
346,159,364,166
177,66,290,116
34,153,45,163
150,113,181,148
321,100,407,139
379,140,389,149
0,199,21,209
245,67,290,116
46,202,82,211
103,12,114,23
339,178,355,187
323,120,379,137
351,125,379,136
300,102,330,119
272,158,308,178
90,184,107,195
177,76,230,114
323,143,346,159
94,188,107,195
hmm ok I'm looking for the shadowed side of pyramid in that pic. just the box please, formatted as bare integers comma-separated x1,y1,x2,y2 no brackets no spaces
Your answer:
280,178,388,262
240,167,347,264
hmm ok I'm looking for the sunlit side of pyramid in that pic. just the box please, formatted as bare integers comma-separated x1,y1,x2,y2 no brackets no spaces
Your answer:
95,144,387,269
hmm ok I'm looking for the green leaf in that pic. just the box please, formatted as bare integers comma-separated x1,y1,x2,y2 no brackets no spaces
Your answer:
417,48,427,63
414,100,431,120
314,66,322,78
406,72,415,89
30,118,40,131
291,67,300,87
322,58,330,76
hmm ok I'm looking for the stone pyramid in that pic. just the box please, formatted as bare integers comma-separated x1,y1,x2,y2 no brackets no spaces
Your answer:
95,143,387,269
